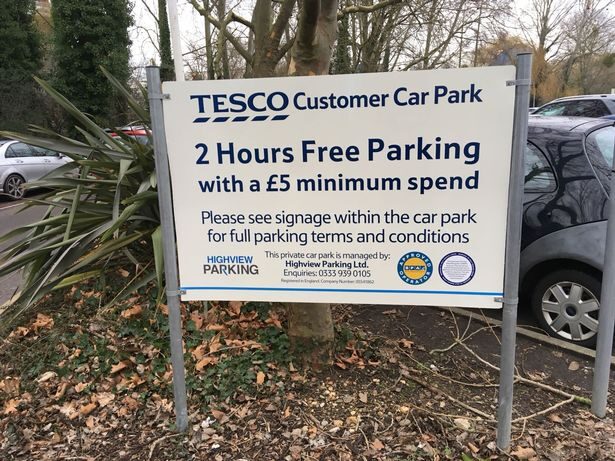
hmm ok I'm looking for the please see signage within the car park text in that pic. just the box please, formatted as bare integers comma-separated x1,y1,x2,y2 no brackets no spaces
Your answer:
162,67,516,308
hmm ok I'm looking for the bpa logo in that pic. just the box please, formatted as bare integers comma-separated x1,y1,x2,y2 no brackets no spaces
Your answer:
398,251,433,285
190,92,290,123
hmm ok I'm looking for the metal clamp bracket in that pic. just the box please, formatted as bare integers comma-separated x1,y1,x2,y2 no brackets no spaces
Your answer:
506,79,531,87
166,289,186,297
150,93,171,100
494,296,519,304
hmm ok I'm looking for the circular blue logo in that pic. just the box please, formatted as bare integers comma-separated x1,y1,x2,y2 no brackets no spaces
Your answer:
398,252,433,285
438,252,476,286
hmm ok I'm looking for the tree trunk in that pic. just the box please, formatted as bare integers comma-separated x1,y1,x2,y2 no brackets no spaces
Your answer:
286,0,338,366
203,0,215,79
158,0,175,81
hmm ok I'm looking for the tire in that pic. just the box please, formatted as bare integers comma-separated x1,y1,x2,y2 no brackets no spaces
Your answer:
531,269,601,348
3,174,25,200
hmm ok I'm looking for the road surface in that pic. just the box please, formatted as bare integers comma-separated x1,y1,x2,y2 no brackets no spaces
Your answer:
0,197,45,307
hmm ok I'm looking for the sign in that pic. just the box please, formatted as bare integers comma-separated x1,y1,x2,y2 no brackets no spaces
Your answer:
162,67,516,308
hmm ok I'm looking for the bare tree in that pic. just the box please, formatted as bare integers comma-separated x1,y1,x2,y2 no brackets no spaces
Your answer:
559,0,615,94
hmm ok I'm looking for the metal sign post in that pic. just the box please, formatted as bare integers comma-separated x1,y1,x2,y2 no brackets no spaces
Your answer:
146,66,189,432
496,52,532,450
591,136,615,417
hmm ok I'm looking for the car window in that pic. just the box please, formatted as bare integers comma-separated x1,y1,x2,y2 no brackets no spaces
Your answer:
524,143,557,192
30,146,59,157
586,126,615,167
534,101,569,116
564,100,610,117
5,143,34,158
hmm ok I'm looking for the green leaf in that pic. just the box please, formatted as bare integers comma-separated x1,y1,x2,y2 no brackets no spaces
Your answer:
152,226,164,290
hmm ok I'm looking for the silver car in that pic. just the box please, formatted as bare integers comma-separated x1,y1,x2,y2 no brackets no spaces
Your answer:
0,140,71,199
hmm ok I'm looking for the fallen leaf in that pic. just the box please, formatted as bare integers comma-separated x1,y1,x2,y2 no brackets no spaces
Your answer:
117,268,130,278
548,414,563,423
121,305,143,319
191,344,208,361
122,395,140,410
75,382,89,393
454,418,472,431
159,304,169,316
511,446,537,459
372,438,385,450
79,402,97,416
206,324,226,331
211,409,225,420
59,402,79,420
256,371,266,385
190,311,204,329
111,361,131,374
196,356,216,371
32,313,54,332
3,398,21,415
94,392,115,408
359,392,368,403
399,338,414,349
0,377,20,397
38,371,57,383
228,301,242,316
85,416,96,429
54,382,68,400
335,361,347,370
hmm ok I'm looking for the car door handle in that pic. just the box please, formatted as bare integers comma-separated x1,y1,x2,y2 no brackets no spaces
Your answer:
44,159,51,163
15,160,24,164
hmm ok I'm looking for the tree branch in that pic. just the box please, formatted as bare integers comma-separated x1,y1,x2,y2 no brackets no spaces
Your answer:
270,0,297,46
187,0,252,65
338,0,403,19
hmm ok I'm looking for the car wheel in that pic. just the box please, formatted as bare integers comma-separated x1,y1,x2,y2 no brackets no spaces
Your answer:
4,174,25,200
531,269,601,348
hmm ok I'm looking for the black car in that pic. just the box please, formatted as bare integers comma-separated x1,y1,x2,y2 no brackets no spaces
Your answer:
531,94,615,118
520,116,615,347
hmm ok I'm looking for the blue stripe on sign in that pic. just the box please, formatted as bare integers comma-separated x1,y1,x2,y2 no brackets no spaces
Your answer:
272,114,289,121
233,116,249,122
193,117,210,123
252,115,269,121
213,116,230,122
180,286,503,296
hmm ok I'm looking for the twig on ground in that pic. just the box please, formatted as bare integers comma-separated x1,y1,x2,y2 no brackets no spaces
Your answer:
429,325,494,354
512,396,575,423
407,375,495,421
459,342,591,405
396,346,499,388
148,433,182,460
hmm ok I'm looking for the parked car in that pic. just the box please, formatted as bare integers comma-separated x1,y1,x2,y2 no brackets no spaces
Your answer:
107,125,151,145
531,94,615,118
521,116,615,347
0,139,71,200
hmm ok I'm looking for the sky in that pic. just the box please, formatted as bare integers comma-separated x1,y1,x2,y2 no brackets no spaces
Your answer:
129,0,532,74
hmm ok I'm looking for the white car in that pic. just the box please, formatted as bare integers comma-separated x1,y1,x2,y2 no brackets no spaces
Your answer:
0,139,71,199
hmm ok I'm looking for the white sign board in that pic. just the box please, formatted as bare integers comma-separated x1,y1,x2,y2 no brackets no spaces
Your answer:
162,67,516,308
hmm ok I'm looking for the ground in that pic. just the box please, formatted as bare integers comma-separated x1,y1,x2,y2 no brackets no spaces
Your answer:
0,281,613,460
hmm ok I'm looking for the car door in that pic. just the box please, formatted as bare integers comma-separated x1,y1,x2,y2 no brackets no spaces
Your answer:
30,146,68,176
4,142,48,182
522,142,559,249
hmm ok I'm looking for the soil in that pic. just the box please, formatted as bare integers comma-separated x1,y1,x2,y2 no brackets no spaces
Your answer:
0,297,613,461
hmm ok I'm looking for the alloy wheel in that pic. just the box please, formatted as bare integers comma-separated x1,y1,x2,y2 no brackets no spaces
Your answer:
5,175,25,199
541,281,600,342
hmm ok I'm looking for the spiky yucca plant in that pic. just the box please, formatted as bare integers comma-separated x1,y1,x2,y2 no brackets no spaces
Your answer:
0,69,165,317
